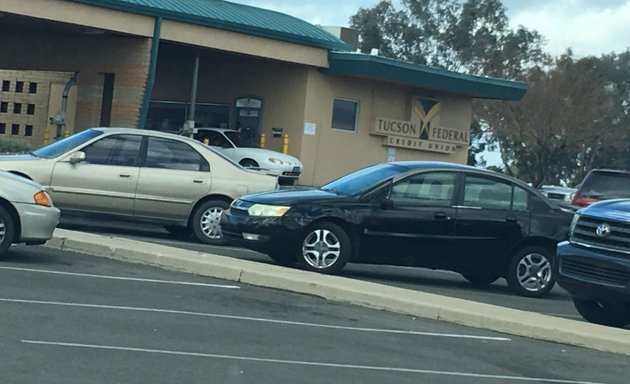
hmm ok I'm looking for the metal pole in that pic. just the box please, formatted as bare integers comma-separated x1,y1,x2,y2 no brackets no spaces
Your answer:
138,17,161,130
186,51,200,138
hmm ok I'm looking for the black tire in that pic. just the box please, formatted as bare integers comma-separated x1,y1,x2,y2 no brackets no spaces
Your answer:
505,245,556,298
0,205,16,258
239,159,259,168
163,225,191,237
268,253,296,267
573,297,630,327
191,199,230,245
461,272,500,286
297,222,351,274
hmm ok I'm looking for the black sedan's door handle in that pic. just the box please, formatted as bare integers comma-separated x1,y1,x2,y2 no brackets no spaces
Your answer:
434,212,450,220
506,216,518,223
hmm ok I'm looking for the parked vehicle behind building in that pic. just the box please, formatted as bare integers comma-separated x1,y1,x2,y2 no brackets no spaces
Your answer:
222,161,573,297
0,128,278,245
572,169,630,208
0,171,60,258
557,199,630,327
193,128,303,185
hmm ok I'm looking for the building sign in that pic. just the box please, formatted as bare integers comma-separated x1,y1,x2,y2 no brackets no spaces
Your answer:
372,97,469,154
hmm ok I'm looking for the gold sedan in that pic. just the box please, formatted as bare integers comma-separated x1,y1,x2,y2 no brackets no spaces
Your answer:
0,128,278,244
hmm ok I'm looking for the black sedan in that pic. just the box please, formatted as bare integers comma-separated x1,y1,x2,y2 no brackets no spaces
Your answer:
222,161,573,297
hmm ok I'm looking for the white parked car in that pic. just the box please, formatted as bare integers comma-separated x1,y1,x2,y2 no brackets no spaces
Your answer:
194,128,303,185
0,171,60,258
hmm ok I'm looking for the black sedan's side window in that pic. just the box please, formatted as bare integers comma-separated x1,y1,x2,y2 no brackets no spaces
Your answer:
390,172,456,206
464,176,529,211
82,134,142,166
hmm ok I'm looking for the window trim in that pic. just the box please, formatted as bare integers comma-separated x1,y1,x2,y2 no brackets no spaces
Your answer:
331,97,359,133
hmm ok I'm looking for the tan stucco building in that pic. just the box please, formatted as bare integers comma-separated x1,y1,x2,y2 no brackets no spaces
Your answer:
0,0,526,186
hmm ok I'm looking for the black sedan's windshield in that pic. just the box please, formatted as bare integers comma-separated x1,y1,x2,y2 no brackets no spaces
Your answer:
32,129,104,159
321,163,411,196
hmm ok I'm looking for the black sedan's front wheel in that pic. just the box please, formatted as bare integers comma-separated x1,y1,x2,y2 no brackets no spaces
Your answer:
573,298,630,327
298,222,351,274
506,246,556,298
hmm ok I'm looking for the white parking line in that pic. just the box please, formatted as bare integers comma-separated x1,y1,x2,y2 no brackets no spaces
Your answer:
1,298,510,341
0,266,239,289
21,340,605,384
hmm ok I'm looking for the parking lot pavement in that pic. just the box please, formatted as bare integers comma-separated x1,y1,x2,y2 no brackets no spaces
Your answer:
1,245,628,384
59,218,582,322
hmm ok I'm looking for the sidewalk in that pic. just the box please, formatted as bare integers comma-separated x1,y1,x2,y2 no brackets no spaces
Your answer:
46,228,630,356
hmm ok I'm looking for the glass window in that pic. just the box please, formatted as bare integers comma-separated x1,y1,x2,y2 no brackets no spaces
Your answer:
322,163,411,196
513,186,529,211
331,98,358,132
464,176,513,210
145,137,209,172
390,172,456,206
195,130,233,148
32,129,104,159
82,135,142,166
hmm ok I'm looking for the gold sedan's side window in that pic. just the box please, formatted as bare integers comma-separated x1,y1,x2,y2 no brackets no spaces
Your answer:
145,137,210,172
82,135,142,166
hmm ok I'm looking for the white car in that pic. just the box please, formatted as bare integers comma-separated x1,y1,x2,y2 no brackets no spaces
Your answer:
0,171,60,258
194,128,303,185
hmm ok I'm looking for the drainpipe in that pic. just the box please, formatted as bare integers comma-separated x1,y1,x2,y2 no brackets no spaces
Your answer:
138,17,162,130
184,51,200,138
54,72,78,140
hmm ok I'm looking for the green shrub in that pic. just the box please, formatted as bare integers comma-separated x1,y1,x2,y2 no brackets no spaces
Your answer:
0,137,33,154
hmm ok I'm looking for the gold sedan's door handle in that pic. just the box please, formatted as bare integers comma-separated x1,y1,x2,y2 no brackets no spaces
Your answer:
193,179,204,183
119,174,132,178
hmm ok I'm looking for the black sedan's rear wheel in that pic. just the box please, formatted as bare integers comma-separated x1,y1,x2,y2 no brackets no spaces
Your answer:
573,298,630,327
0,205,16,258
298,222,351,274
506,246,555,298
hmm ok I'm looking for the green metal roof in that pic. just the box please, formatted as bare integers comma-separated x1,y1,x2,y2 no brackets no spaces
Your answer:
325,52,527,101
69,0,350,50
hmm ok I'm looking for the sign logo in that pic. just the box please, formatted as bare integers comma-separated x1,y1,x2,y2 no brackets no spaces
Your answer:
371,97,469,154
595,223,611,238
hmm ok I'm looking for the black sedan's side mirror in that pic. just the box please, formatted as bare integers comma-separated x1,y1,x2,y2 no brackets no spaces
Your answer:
380,197,394,209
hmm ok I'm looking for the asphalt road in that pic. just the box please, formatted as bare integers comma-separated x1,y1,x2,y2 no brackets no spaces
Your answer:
57,218,583,321
1,245,628,384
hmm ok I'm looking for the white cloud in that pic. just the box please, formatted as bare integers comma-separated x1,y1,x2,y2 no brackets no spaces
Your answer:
509,0,630,56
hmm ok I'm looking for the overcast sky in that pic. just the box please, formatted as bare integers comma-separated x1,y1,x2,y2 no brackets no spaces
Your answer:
232,0,630,57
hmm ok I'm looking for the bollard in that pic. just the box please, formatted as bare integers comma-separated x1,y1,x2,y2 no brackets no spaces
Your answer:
282,134,289,154
64,129,70,137
259,133,266,148
203,138,209,145
43,127,50,145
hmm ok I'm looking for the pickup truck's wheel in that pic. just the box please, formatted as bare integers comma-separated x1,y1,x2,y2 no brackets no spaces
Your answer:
506,246,555,297
191,200,229,245
0,205,16,258
573,297,630,327
298,222,351,274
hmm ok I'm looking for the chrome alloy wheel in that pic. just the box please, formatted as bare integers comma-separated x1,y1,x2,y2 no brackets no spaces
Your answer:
200,206,224,239
0,216,6,244
516,252,552,292
302,229,341,269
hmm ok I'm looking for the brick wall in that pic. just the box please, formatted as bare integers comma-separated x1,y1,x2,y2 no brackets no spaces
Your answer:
0,70,76,147
0,34,152,139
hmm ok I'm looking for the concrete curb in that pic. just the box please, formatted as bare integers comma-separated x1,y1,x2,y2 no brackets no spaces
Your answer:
45,228,630,356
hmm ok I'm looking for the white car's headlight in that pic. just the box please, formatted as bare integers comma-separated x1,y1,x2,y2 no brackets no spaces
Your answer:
267,157,285,165
248,204,290,217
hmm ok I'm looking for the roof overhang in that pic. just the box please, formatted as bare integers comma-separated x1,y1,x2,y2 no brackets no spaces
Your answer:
324,52,527,101
68,0,351,51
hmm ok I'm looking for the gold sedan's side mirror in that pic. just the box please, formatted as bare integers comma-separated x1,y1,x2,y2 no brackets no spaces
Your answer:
68,151,86,164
